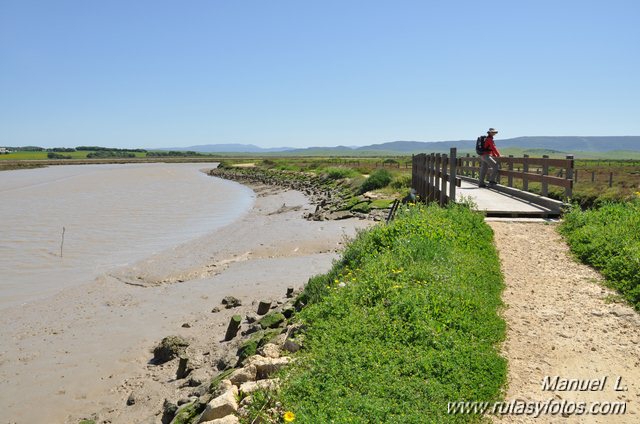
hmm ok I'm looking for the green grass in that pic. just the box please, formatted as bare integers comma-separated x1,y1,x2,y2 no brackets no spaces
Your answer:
274,203,506,423
559,199,640,310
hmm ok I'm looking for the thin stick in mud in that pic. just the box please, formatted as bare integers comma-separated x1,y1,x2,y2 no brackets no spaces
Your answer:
60,226,65,258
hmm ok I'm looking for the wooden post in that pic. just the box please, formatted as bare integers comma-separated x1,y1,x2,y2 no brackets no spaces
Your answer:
474,156,479,179
465,153,470,177
434,154,441,203
224,315,242,341
428,154,435,203
522,154,529,191
425,155,432,202
422,154,428,201
422,154,431,203
257,301,272,315
591,171,595,182
411,154,416,191
176,356,191,379
541,155,549,197
609,172,613,187
449,148,457,203
386,199,400,223
508,155,514,187
440,154,448,206
565,155,574,199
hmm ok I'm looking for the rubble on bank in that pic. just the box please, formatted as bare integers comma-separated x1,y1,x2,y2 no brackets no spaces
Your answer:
209,167,392,221
160,289,304,424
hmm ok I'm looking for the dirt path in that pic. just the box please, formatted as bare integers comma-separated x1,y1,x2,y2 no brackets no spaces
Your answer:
489,221,640,423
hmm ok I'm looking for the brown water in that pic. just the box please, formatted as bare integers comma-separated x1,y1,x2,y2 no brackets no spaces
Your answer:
0,163,254,309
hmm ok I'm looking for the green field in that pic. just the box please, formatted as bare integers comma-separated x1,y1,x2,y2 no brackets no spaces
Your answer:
0,150,148,160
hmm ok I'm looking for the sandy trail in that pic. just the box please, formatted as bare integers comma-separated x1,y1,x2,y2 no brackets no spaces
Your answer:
489,221,640,423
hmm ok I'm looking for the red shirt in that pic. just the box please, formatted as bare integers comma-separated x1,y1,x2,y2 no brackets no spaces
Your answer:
484,135,501,157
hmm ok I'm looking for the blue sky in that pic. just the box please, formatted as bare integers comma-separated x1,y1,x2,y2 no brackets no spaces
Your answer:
1,0,638,149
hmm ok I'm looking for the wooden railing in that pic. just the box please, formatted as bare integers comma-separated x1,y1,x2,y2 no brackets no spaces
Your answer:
412,150,575,205
458,154,575,199
411,148,462,206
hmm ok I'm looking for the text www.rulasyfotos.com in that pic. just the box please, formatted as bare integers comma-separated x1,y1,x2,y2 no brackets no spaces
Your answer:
448,399,627,417
448,375,628,417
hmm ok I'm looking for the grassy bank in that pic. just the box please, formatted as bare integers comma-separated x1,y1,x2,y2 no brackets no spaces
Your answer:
253,204,506,423
559,199,640,310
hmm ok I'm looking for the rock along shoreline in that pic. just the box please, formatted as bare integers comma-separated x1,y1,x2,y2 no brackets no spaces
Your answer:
208,166,392,222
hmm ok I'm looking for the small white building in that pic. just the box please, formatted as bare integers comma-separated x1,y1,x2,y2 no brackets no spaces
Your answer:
0,147,9,154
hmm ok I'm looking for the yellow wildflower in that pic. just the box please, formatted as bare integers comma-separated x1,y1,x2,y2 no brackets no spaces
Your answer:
284,411,296,422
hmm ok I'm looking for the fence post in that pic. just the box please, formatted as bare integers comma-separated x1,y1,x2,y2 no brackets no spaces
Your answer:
462,153,473,177
523,154,529,191
435,154,442,204
609,172,613,188
449,148,457,203
565,155,574,199
508,155,514,187
591,171,595,182
440,154,447,206
472,155,477,178
411,154,416,191
541,155,549,197
425,154,432,202
419,155,426,201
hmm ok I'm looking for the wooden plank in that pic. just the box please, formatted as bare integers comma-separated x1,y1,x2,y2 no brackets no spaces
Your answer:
497,171,573,188
496,157,572,167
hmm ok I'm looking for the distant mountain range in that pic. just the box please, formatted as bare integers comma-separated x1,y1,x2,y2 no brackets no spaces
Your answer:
157,136,640,156
159,143,293,153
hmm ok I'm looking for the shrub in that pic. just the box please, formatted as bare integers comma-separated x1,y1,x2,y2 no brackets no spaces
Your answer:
86,151,135,158
359,169,392,193
321,166,358,180
47,152,71,159
390,174,412,189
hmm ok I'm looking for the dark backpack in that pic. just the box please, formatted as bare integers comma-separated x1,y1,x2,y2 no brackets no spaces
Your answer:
475,135,489,155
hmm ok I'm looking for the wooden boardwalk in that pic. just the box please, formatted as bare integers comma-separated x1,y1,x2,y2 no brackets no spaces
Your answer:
456,179,563,218
411,149,571,218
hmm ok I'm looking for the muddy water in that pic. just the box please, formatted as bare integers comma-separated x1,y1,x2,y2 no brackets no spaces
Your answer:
0,163,262,423
0,163,254,309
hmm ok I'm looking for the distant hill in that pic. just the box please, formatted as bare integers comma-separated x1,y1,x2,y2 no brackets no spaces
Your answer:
494,136,640,152
344,136,640,154
155,144,293,153
154,136,639,156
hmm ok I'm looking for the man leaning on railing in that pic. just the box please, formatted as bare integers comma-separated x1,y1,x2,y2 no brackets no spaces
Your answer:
478,128,501,188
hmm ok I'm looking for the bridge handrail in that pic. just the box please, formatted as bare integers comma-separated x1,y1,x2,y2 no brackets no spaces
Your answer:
412,149,574,205
411,148,461,206
458,153,574,199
